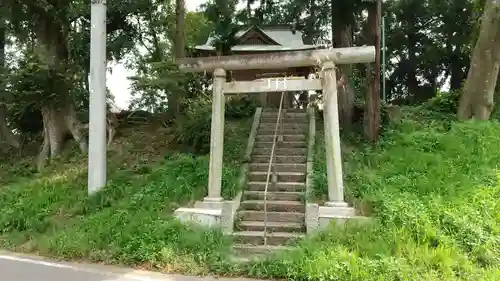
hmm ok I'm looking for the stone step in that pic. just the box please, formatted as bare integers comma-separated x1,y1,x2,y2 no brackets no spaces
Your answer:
252,155,306,164
232,244,293,255
244,190,304,201
237,221,305,232
262,108,306,113
261,112,307,118
252,147,307,156
258,123,308,130
260,117,308,124
233,231,304,246
247,181,305,192
240,200,305,212
257,128,306,135
239,210,305,223
256,134,306,142
250,163,306,173
254,141,306,149
248,171,306,182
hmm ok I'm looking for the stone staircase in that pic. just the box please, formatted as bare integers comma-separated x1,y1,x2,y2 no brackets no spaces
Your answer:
232,108,308,256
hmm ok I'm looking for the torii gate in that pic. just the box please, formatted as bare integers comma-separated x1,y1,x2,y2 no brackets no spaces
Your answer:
177,46,375,209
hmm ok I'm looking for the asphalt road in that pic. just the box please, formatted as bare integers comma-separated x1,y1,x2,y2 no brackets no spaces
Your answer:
0,252,262,281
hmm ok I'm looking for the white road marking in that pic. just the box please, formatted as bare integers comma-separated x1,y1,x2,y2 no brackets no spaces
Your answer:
0,254,169,280
0,253,262,281
0,255,76,270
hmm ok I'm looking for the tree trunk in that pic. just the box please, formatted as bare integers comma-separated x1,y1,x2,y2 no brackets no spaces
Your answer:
0,104,20,150
458,0,500,120
476,61,500,119
175,0,185,59
406,34,419,99
449,49,467,91
303,0,318,44
170,0,185,120
0,9,20,150
247,0,252,18
34,12,87,170
331,2,355,127
335,26,355,128
364,0,381,142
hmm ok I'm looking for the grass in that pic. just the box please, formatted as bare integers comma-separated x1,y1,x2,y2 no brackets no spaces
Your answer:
273,108,499,280
1,107,499,280
0,118,251,275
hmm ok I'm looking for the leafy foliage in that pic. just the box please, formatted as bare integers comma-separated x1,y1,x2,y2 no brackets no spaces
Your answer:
423,89,462,114
171,94,258,154
129,60,185,113
0,118,250,272
225,95,259,119
289,110,500,280
171,95,213,153
203,0,240,55
4,50,84,135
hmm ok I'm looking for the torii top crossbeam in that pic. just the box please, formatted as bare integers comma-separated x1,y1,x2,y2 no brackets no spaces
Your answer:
177,46,376,73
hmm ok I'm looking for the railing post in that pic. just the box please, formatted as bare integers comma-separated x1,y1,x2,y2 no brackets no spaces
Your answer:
205,68,226,204
263,91,285,247
321,61,348,207
279,113,284,142
279,92,284,143
272,164,278,190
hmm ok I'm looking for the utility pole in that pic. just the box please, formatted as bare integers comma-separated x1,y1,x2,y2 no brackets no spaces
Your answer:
382,15,386,103
88,0,107,194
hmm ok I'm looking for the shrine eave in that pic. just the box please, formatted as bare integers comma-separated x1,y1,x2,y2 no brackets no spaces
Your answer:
194,44,319,52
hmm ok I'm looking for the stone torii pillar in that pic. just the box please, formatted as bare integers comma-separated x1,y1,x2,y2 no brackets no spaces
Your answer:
204,68,226,207
322,61,348,207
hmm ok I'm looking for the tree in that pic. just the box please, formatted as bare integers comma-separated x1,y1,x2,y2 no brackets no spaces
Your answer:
330,0,360,127
128,6,211,113
432,0,475,91
204,0,239,56
363,0,381,142
175,0,185,58
1,0,142,169
379,0,475,104
164,0,185,119
458,0,500,120
0,2,20,150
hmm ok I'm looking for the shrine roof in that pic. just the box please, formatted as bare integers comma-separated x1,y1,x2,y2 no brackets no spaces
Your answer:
194,25,320,52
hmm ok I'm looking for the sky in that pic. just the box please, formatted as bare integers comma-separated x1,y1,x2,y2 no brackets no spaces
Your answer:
108,0,207,109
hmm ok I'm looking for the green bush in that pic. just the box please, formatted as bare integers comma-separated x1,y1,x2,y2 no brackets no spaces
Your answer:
225,95,258,119
172,95,212,154
0,151,246,273
172,94,257,154
423,89,461,114
294,117,500,280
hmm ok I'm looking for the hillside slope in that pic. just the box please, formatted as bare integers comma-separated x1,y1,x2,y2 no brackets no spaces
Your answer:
260,109,500,280
0,108,499,280
0,118,251,274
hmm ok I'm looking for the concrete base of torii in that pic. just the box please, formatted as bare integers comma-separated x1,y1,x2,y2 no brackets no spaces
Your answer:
174,195,240,235
305,203,371,233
